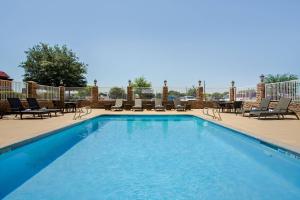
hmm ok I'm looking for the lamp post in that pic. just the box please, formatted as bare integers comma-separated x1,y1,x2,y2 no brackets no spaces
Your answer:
231,80,235,87
260,74,265,83
164,80,167,87
230,81,236,102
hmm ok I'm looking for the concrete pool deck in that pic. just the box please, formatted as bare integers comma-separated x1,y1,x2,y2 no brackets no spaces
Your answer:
0,109,300,154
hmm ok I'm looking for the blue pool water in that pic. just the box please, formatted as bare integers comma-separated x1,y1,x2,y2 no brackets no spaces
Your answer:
0,115,300,199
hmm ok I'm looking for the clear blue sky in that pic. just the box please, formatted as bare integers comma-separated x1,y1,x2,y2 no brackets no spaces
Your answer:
0,0,299,88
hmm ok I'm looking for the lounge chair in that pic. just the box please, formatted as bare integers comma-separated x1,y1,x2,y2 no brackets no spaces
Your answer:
243,98,271,117
132,99,143,111
52,100,65,112
154,98,165,111
111,99,123,111
0,109,4,119
252,97,299,120
173,99,186,111
7,98,50,119
27,98,63,116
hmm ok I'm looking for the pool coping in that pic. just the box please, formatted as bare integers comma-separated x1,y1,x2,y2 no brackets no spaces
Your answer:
1,113,300,160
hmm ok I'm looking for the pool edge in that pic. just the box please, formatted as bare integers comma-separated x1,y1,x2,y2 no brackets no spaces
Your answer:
1,113,299,159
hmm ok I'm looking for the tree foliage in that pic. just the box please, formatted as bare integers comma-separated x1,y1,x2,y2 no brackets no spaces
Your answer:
168,87,196,99
20,43,88,87
264,74,298,83
109,87,126,99
132,76,151,88
186,86,196,96
168,90,184,98
206,92,228,100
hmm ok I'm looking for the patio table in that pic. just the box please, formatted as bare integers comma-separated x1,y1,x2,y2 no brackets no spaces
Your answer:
215,101,234,112
64,102,77,112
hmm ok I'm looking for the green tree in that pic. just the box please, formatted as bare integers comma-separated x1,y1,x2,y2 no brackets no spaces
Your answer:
186,86,196,96
109,87,126,99
20,43,88,87
132,76,151,88
131,77,152,99
206,92,228,100
168,90,183,98
155,93,162,98
265,74,298,83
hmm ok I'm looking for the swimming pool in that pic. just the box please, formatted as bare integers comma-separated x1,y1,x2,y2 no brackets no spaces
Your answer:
0,115,300,199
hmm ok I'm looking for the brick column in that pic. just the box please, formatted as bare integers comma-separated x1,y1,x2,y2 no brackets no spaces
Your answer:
196,80,204,101
256,74,265,102
127,80,133,103
162,80,168,104
229,81,236,102
27,81,38,98
91,79,99,103
59,85,65,102
91,86,98,102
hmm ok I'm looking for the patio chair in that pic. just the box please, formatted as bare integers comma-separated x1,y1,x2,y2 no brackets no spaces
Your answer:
233,101,243,115
132,99,143,111
154,98,165,111
253,98,299,120
243,98,271,117
27,98,63,116
173,99,186,111
7,98,50,119
111,99,123,111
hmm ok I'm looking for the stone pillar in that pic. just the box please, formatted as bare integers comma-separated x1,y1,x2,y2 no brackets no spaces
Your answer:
229,81,236,102
256,74,265,102
127,80,133,103
162,80,168,104
196,80,204,101
27,81,38,98
59,85,65,102
91,79,99,103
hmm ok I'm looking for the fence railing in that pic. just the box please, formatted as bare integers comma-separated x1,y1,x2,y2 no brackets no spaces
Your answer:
133,87,162,100
99,87,127,100
65,87,92,101
36,84,60,100
265,80,300,102
204,87,229,101
168,87,197,101
236,87,257,101
0,80,28,100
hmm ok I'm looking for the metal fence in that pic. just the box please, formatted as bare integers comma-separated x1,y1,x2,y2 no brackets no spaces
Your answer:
133,87,162,100
99,87,127,100
36,84,60,100
65,87,92,101
167,87,197,101
0,80,28,100
265,80,300,102
236,87,257,101
204,87,229,101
